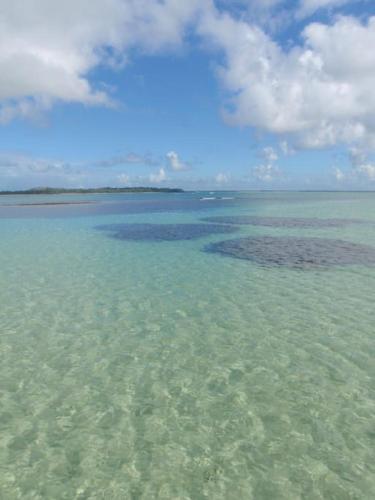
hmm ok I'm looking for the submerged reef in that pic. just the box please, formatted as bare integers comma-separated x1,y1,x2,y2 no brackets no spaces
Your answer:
201,215,365,228
96,223,237,241
206,236,375,269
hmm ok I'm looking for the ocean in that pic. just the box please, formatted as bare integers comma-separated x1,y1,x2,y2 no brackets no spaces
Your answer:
0,191,374,499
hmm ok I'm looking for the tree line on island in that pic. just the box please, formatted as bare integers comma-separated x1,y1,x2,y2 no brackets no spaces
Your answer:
0,187,184,195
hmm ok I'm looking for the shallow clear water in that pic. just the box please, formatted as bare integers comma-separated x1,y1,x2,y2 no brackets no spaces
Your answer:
0,192,374,499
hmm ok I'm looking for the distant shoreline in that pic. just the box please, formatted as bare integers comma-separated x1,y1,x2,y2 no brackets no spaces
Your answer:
0,187,184,195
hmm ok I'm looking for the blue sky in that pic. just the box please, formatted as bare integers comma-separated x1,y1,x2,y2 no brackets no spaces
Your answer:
0,0,375,190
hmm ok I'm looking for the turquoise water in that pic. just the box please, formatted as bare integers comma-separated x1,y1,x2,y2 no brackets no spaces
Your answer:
0,192,374,499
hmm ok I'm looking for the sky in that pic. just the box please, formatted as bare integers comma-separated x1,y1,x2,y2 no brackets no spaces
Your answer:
1,0,375,190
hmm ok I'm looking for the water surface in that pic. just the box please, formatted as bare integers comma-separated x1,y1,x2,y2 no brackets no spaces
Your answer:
0,191,374,499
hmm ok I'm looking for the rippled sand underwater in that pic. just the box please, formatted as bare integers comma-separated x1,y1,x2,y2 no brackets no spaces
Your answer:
0,192,375,499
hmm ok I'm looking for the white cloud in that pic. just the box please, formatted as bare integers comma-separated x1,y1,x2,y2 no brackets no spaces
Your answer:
166,151,190,171
333,167,345,181
297,0,354,18
216,0,358,33
251,145,281,181
262,146,278,162
198,12,375,150
252,163,281,182
149,167,167,183
356,163,375,180
279,140,294,156
215,172,230,184
350,147,367,168
332,148,375,183
350,148,375,180
0,0,204,122
221,0,358,20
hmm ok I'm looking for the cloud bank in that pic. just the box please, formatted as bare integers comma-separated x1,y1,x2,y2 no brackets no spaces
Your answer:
1,0,375,184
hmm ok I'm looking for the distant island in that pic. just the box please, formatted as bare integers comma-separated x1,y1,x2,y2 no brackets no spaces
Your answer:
0,187,184,195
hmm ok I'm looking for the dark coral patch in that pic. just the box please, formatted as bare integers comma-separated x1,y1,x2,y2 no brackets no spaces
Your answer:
201,215,364,228
206,236,375,269
96,223,237,241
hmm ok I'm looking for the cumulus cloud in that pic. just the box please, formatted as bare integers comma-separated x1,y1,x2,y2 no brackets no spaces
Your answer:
333,167,346,181
215,172,230,184
350,148,375,181
262,146,278,163
297,0,355,18
0,0,204,122
251,146,281,181
149,167,167,183
331,148,375,183
216,0,359,32
199,11,375,150
252,163,281,181
166,151,190,171
279,140,295,156
356,163,375,180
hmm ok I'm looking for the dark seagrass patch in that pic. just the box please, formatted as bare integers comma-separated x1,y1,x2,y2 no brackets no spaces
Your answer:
201,215,365,229
205,236,375,269
96,223,238,241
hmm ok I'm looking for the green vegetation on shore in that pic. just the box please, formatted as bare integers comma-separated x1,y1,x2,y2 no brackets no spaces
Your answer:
0,186,184,195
